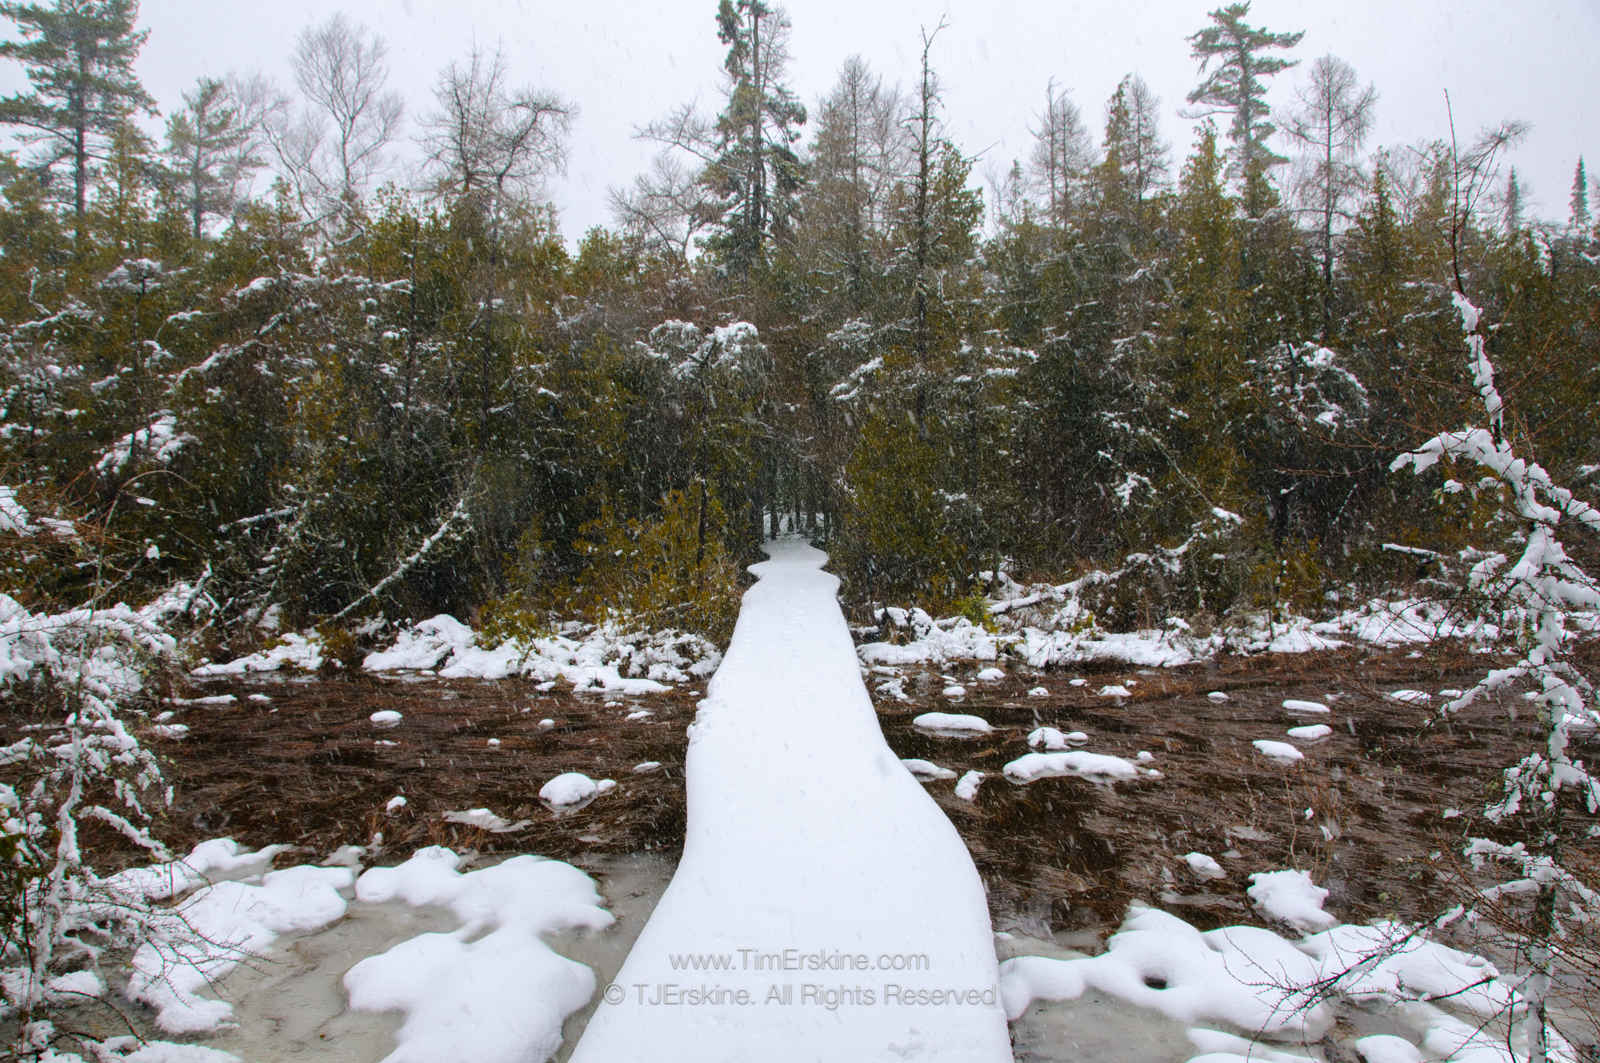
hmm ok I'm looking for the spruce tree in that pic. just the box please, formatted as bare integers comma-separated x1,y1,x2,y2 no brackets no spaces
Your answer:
0,0,154,242
1186,2,1302,218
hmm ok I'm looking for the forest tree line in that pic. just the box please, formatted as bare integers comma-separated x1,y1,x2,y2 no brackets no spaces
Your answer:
2,0,1597,644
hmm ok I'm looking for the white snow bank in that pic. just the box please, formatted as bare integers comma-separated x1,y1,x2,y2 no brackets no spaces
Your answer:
1004,750,1139,785
346,847,613,1063
998,905,1332,1040
955,770,985,801
362,614,719,691
538,772,615,811
1286,724,1332,741
913,711,994,734
369,709,402,727
1282,699,1330,715
1004,903,1530,1060
128,864,354,1032
109,838,290,903
1248,870,1335,932
192,632,325,676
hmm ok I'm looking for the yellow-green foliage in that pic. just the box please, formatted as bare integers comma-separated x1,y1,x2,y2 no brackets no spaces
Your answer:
556,487,742,644
835,412,968,608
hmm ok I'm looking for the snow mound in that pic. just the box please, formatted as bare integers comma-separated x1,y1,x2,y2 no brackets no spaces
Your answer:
912,711,994,734
954,770,985,801
1182,852,1226,880
128,864,354,1032
539,772,616,811
975,666,1006,681
1286,724,1332,741
1097,684,1132,698
1252,739,1305,764
1027,726,1087,750
1248,870,1335,932
369,710,402,727
363,615,719,691
108,838,290,903
998,905,1332,1040
1004,751,1139,785
1386,689,1431,704
442,808,531,833
361,614,473,671
902,758,958,781
192,632,325,677
1282,698,1330,715
347,848,613,1063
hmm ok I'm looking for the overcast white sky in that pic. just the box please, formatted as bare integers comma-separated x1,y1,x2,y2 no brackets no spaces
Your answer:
10,1,1600,245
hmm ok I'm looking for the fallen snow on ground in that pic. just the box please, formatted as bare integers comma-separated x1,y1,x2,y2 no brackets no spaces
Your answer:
192,632,325,676
1252,739,1305,764
955,770,985,801
127,864,354,1032
358,613,719,692
1000,891,1537,1060
913,710,994,734
1004,750,1141,785
1027,726,1088,750
1182,852,1226,880
538,772,615,811
369,709,402,727
1000,905,1332,1040
852,580,1535,673
1282,698,1330,715
441,808,532,833
109,838,290,903
346,846,613,1063
902,757,958,780
1286,723,1333,741
1248,870,1336,932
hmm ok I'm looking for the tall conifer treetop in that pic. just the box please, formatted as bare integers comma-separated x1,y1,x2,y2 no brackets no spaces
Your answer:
1186,1,1302,218
0,0,153,235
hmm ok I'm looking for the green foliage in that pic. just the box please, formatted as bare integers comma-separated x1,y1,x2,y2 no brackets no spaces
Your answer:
553,487,744,644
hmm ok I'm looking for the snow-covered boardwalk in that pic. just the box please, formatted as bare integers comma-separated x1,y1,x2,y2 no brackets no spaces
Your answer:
571,540,1011,1061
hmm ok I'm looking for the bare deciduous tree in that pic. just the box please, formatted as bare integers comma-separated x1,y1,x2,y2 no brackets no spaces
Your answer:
263,13,402,233
420,46,572,219
1285,54,1376,338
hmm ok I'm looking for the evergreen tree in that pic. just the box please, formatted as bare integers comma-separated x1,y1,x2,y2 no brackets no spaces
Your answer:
704,0,806,279
162,76,263,239
0,0,154,243
1097,73,1169,228
1571,157,1591,232
1185,2,1303,218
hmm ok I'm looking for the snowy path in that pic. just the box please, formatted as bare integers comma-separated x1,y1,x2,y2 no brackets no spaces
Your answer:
570,540,1011,1061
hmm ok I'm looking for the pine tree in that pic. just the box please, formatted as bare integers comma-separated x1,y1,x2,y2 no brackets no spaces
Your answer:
1186,2,1303,218
162,77,262,239
0,0,154,243
704,0,806,280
